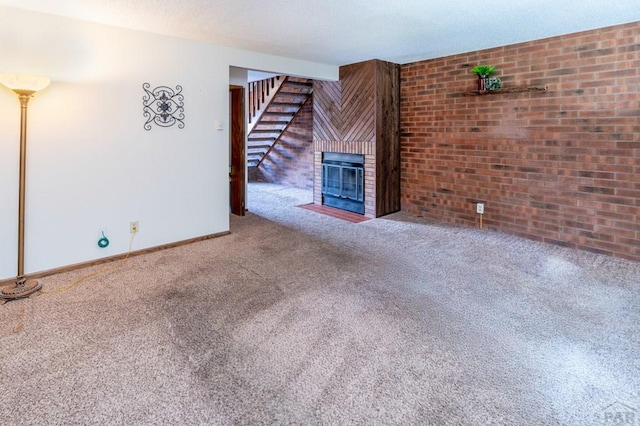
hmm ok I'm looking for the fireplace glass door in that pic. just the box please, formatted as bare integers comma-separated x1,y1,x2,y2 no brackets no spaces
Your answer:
321,152,365,214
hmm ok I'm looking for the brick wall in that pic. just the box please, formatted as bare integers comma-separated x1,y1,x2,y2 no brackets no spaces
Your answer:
251,97,314,189
400,22,640,261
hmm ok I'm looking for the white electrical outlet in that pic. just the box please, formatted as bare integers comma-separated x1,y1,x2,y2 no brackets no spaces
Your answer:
476,203,485,215
130,220,139,233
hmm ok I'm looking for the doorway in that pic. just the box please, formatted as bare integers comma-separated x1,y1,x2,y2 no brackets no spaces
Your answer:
229,85,245,216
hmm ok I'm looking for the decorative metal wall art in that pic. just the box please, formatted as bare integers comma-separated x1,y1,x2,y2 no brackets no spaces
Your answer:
142,83,185,130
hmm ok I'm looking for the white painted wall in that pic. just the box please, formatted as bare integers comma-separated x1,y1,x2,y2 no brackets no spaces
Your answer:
229,67,248,87
0,6,337,280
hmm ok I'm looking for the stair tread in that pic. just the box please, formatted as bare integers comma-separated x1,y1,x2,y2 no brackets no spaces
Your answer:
250,129,282,134
282,81,313,88
257,120,290,125
253,124,288,129
278,92,312,98
271,101,305,106
277,90,312,96
262,111,296,116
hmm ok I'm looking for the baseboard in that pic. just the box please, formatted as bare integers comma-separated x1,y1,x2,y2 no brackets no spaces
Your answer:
0,231,231,286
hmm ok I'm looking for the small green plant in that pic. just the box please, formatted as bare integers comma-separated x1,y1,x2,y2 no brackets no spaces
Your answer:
471,64,496,77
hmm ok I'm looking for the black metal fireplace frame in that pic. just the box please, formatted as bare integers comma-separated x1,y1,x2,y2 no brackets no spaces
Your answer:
321,152,365,214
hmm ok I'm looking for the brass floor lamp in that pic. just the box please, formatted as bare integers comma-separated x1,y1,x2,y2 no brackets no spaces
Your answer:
0,73,50,300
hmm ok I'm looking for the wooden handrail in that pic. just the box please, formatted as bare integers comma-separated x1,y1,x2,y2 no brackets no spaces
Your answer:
248,76,282,127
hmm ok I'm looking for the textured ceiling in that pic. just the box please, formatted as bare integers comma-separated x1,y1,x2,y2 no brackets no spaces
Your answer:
1,0,639,65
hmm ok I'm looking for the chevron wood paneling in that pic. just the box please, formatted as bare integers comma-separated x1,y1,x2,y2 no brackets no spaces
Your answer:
340,61,376,142
313,61,377,142
312,80,342,141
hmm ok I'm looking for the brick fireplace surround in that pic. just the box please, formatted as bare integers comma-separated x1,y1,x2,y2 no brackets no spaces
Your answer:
313,142,377,216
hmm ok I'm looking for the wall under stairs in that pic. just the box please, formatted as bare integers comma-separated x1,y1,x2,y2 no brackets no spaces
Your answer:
248,96,314,189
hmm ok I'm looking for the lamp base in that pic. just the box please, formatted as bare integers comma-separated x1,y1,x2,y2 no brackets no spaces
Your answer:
0,277,42,300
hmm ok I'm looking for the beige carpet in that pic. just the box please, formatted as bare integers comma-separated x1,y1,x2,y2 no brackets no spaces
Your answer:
1,183,638,425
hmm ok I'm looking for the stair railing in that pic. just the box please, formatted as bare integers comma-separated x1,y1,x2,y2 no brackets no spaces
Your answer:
248,76,284,134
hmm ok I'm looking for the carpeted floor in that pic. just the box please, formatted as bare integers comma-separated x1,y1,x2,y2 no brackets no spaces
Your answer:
1,183,638,425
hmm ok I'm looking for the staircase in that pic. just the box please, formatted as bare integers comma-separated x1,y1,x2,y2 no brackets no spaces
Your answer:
247,76,313,167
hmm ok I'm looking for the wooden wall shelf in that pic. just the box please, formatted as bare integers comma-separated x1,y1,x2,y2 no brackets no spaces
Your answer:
463,86,548,96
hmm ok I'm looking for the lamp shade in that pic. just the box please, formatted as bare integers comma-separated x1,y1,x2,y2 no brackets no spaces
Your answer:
0,73,50,93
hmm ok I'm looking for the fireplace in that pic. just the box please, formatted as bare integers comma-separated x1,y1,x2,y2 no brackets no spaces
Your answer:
321,152,364,214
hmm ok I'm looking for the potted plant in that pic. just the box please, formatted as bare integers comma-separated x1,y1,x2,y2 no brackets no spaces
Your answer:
471,65,500,92
486,76,502,91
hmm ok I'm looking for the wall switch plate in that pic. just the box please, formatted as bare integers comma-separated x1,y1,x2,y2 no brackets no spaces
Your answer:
476,203,485,214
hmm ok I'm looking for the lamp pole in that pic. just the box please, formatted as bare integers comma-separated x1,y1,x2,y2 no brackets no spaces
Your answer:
0,74,49,300
16,91,33,286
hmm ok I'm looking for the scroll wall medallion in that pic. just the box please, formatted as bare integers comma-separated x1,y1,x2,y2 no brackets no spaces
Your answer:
142,83,185,130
